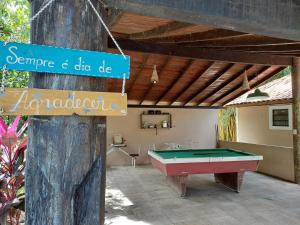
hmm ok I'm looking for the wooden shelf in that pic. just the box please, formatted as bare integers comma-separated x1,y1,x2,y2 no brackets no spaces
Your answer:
140,111,172,135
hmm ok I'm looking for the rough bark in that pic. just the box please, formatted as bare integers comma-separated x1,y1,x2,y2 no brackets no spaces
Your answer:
292,57,300,184
26,0,107,224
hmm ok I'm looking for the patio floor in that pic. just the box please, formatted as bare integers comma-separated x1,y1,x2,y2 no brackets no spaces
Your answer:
105,165,300,225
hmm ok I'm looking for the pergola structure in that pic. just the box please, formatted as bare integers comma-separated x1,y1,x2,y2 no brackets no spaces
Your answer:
107,13,294,107
26,1,300,224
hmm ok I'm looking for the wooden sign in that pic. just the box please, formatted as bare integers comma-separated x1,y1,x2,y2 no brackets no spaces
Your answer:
0,41,130,79
0,88,127,116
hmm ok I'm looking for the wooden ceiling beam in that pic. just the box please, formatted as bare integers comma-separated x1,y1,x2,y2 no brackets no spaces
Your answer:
209,66,270,106
183,63,235,105
222,66,285,105
128,21,192,40
105,0,300,41
196,44,300,52
197,65,254,105
139,56,172,105
169,62,214,105
108,39,292,66
185,35,296,48
144,29,247,43
155,59,195,105
128,104,222,109
128,54,150,97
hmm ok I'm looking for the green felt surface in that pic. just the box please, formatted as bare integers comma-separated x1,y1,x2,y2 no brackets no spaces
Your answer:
153,148,257,159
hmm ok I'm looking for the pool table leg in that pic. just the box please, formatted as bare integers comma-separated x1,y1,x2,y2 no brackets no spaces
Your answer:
214,172,245,193
166,174,188,197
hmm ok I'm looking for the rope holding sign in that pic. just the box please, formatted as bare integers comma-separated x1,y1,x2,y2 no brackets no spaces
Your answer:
87,0,128,96
3,0,128,96
1,0,56,115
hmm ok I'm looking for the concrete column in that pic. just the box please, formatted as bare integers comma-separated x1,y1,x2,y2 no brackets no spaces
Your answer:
292,57,300,183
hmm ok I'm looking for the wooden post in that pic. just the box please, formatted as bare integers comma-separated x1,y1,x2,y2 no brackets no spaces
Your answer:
292,57,300,184
25,0,107,224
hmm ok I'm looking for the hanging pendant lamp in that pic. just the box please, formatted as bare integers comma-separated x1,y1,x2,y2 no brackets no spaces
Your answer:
151,65,159,84
247,88,269,100
242,70,250,91
246,66,269,100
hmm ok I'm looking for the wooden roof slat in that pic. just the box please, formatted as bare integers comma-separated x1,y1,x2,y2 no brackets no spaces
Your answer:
155,59,195,105
128,54,150,97
196,43,300,52
223,66,286,105
209,66,270,106
185,35,296,48
143,29,247,43
139,56,172,105
183,63,235,105
108,39,292,66
170,62,214,105
197,65,254,105
128,21,192,39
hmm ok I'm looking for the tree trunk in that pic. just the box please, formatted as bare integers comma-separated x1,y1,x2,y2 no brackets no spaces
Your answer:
26,1,107,224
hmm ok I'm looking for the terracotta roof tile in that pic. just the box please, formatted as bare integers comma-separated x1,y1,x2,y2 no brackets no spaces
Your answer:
226,74,292,106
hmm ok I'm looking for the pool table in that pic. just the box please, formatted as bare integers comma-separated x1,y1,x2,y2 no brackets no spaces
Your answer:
148,148,263,197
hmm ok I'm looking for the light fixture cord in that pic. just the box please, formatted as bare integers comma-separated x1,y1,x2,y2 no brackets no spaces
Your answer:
87,0,127,96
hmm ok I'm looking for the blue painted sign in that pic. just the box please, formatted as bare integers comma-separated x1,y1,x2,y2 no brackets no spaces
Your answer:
0,41,130,79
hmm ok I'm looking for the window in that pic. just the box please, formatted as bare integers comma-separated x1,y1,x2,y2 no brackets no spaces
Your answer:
269,105,292,130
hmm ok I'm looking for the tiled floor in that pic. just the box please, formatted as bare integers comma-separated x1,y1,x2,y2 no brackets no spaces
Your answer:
105,166,300,225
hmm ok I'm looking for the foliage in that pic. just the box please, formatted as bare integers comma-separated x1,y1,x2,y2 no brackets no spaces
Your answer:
218,108,236,142
0,0,30,93
0,0,30,42
0,116,28,225
266,66,291,83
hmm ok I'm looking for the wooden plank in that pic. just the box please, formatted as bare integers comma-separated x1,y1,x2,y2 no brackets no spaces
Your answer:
129,21,192,39
0,41,130,79
128,54,150,96
143,29,246,43
128,104,222,109
200,43,300,52
108,39,293,66
186,35,296,48
0,88,127,116
106,0,300,41
155,59,194,105
197,65,253,105
184,63,235,105
170,62,214,105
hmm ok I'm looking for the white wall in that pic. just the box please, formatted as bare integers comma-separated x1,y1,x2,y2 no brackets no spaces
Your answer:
237,105,293,147
107,108,219,166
